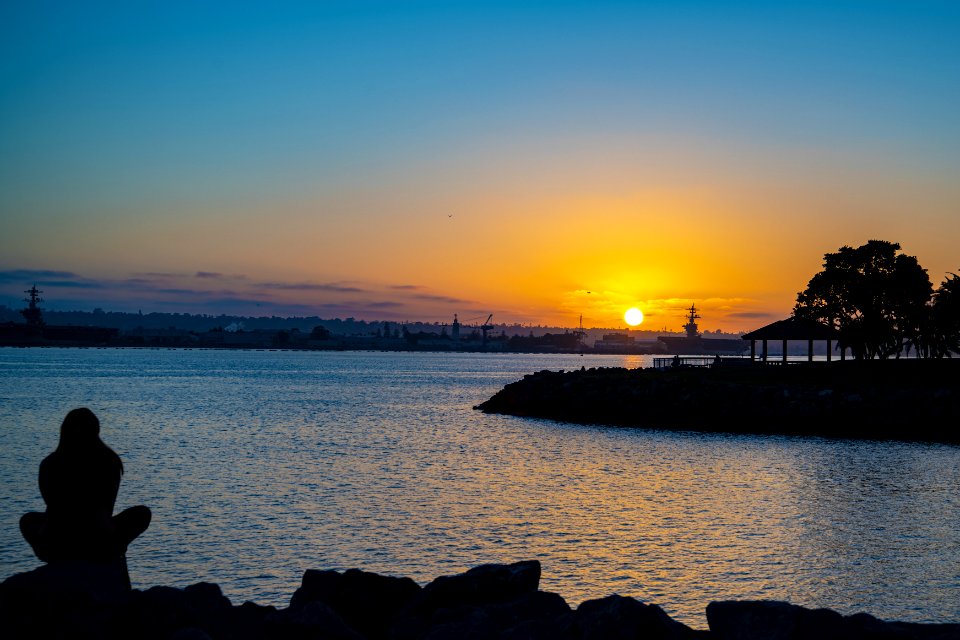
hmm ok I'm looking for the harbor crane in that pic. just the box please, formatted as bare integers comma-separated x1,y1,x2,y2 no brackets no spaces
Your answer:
460,313,496,348
480,314,494,347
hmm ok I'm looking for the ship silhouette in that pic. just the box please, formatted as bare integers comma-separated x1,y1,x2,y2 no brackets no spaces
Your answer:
656,305,746,355
0,286,118,346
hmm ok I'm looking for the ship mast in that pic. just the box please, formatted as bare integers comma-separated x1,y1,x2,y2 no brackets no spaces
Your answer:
683,304,701,339
22,285,45,327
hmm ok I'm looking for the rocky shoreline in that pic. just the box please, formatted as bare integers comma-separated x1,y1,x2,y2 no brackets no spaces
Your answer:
3,559,959,639
475,360,960,444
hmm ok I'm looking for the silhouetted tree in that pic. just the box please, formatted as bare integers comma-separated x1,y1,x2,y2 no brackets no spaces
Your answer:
794,240,932,359
928,272,960,357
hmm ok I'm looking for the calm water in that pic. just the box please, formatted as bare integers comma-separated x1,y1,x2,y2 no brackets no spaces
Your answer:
1,348,958,628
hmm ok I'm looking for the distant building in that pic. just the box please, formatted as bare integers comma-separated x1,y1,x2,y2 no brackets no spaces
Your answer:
594,332,635,352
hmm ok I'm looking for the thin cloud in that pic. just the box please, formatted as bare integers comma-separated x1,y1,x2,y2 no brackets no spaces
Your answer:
388,284,472,304
153,287,218,296
38,280,103,289
256,282,366,293
192,271,247,280
410,293,470,304
0,269,82,284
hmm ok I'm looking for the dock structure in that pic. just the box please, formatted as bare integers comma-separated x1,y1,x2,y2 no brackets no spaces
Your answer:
652,355,751,369
741,317,842,363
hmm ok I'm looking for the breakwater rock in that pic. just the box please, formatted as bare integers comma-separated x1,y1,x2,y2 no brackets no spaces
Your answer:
3,559,959,639
475,360,960,443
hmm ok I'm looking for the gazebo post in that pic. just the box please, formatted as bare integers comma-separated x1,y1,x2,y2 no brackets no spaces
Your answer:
742,318,839,367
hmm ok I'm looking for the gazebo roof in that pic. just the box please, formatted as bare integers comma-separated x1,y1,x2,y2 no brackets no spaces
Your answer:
741,317,839,341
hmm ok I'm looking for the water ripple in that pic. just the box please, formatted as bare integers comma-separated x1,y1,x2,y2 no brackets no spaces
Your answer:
1,348,959,628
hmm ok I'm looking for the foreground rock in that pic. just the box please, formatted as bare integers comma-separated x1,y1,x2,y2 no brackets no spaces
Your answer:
706,601,960,640
475,360,960,443
3,560,958,639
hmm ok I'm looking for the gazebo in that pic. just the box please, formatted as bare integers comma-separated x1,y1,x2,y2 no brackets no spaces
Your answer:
741,317,842,363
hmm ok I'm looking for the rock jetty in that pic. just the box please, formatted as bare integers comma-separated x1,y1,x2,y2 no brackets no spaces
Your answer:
3,559,959,639
475,360,960,443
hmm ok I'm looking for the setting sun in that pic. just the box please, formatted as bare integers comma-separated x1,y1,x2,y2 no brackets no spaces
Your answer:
624,307,644,326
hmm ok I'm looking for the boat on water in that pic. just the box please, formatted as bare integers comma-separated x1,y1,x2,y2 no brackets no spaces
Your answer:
656,304,746,355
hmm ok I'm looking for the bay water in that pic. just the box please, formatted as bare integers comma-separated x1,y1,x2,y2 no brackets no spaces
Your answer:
1,347,957,628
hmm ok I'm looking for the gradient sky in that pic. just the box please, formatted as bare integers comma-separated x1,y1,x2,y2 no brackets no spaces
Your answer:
2,1,958,331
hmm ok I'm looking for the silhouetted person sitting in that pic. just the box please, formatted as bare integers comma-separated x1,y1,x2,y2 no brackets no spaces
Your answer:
19,408,151,579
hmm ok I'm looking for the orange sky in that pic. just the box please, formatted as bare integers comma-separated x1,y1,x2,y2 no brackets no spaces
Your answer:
2,4,958,332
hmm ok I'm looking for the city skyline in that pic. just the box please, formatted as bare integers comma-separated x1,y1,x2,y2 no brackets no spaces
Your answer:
2,2,958,332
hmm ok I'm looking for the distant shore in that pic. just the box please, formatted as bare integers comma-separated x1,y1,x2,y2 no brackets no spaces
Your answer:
476,360,960,444
0,340,705,356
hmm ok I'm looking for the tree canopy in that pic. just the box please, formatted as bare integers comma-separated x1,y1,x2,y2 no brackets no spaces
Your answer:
793,240,935,359
928,272,960,358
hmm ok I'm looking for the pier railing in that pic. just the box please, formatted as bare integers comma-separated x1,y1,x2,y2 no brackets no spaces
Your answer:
653,356,729,369
653,356,836,370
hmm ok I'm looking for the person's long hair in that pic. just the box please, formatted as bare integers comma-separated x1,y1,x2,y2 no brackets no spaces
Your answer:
56,407,124,475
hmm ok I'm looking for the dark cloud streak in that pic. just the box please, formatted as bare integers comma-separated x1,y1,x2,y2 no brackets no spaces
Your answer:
0,269,82,283
256,282,366,293
410,293,469,304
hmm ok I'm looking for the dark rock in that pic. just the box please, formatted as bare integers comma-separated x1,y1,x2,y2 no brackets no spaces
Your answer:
0,558,131,606
707,600,842,640
397,590,571,640
0,559,133,639
184,582,232,612
564,594,701,639
265,600,365,639
706,600,960,640
124,585,199,639
290,567,421,638
116,583,235,639
4,560,959,639
291,570,343,610
221,601,279,640
846,612,960,640
170,628,214,640
409,560,541,615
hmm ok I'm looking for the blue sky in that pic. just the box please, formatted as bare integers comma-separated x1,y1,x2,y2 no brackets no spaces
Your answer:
2,1,958,327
